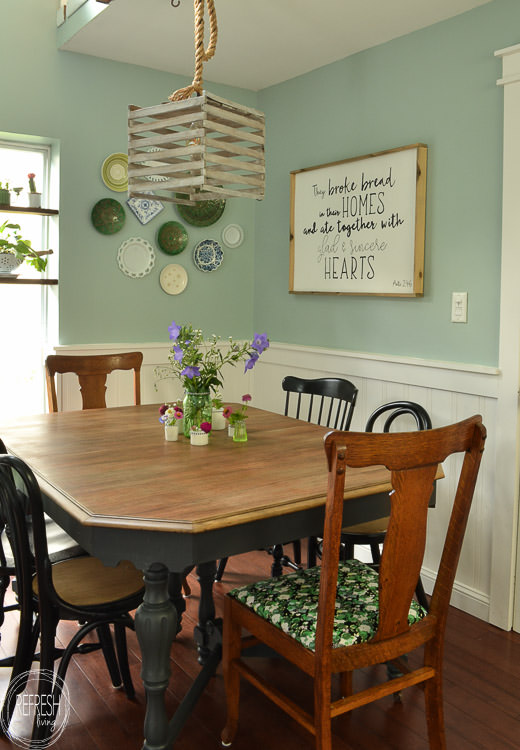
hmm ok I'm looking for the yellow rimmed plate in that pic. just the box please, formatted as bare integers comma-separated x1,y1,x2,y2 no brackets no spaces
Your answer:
101,153,128,192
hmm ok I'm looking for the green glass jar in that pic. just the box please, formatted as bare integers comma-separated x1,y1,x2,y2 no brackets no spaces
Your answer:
182,391,212,438
232,420,248,442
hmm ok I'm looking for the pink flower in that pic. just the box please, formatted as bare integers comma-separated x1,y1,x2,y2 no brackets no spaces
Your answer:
159,404,168,415
174,409,183,420
223,406,233,419
242,394,252,403
200,422,212,434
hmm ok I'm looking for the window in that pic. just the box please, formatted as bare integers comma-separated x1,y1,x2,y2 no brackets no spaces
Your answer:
0,140,57,419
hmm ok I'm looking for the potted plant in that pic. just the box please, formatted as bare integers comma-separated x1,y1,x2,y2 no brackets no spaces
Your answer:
190,420,212,446
0,220,48,273
159,403,183,441
27,173,41,208
211,394,226,430
0,182,11,207
155,321,269,437
224,394,252,441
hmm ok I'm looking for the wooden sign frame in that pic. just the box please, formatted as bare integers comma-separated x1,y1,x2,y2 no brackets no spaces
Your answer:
289,143,427,296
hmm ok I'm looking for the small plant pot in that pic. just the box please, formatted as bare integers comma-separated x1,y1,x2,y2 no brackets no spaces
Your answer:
212,409,226,430
0,253,22,275
190,429,209,446
28,192,42,208
0,189,10,206
164,424,179,441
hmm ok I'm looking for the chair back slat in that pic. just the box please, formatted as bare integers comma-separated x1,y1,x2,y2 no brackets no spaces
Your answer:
45,352,143,412
282,376,358,431
316,416,486,658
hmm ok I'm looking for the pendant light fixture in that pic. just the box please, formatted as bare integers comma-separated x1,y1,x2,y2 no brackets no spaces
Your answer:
127,0,265,207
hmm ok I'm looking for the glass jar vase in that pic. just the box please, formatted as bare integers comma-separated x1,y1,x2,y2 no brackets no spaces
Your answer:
232,420,248,442
182,391,212,438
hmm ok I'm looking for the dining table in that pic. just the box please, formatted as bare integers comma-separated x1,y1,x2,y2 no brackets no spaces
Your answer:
0,403,421,750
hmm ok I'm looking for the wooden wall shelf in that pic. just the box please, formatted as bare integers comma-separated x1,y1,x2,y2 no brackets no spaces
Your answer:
0,205,59,217
0,277,58,285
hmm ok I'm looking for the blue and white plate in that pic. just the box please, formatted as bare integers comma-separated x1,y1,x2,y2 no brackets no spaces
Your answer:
193,239,224,272
127,193,164,225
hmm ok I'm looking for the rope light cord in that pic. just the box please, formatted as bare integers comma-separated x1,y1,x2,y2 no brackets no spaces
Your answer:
169,0,218,101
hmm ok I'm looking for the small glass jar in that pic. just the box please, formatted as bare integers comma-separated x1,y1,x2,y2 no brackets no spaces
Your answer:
232,420,248,442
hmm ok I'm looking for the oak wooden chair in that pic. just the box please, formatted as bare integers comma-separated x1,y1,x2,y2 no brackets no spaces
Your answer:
0,454,145,746
214,376,358,582
44,351,143,412
221,415,486,750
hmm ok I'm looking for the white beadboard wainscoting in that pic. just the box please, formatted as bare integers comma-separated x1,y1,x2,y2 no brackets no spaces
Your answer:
52,341,500,624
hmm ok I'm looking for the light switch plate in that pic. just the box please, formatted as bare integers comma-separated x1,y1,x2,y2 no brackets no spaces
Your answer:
451,292,468,323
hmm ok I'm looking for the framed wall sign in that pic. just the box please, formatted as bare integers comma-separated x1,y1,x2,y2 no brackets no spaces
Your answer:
289,143,427,296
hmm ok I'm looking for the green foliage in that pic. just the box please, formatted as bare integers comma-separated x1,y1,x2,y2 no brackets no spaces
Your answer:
0,220,47,272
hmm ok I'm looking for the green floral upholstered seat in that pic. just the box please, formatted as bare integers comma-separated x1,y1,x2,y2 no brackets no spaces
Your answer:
229,558,426,651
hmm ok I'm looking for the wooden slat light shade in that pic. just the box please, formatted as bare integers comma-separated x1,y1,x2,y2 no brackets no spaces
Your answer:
127,91,265,206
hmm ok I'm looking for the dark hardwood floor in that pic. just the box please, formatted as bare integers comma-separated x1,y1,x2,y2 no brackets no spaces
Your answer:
1,548,520,750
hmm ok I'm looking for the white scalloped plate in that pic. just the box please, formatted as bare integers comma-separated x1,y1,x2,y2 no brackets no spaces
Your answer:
159,263,188,295
221,223,244,248
117,237,155,278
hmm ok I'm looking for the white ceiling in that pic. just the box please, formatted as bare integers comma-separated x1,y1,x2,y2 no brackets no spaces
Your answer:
60,0,493,91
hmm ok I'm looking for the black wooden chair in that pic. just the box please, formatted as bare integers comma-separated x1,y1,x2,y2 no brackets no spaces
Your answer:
215,376,358,581
0,454,144,746
0,438,85,652
340,401,432,610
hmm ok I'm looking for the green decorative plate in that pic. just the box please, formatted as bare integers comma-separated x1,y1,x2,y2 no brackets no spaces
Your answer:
91,198,126,235
101,152,128,192
157,221,188,255
175,194,226,227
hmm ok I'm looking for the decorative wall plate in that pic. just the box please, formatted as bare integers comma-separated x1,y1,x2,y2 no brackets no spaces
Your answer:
101,153,128,192
91,198,126,234
221,223,244,248
176,195,226,227
157,221,188,255
159,263,188,295
117,237,155,278
193,239,224,272
127,194,164,225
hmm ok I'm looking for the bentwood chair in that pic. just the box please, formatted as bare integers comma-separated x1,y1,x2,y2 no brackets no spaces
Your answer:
221,415,486,750
0,438,84,656
214,376,358,582
340,401,432,610
0,454,145,746
44,351,143,411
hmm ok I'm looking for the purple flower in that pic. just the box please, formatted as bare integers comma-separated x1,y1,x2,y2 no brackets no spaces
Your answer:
251,333,269,354
244,352,259,372
173,345,183,362
242,394,252,403
181,365,201,379
159,404,168,416
168,321,181,341
200,422,212,434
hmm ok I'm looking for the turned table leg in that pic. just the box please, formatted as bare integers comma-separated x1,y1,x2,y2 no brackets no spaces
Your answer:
135,562,177,750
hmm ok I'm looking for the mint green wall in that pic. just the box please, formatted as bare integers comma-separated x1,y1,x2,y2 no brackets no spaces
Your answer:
4,1,520,365
3,0,257,345
256,0,520,367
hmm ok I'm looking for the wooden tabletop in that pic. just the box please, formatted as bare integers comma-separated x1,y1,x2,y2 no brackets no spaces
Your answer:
1,404,395,535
